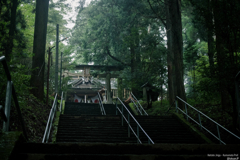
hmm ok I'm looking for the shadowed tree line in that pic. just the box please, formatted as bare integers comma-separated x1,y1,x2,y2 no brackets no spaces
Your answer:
0,0,240,130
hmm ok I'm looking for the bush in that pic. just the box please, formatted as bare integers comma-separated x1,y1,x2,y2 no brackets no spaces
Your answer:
140,100,171,116
129,103,138,115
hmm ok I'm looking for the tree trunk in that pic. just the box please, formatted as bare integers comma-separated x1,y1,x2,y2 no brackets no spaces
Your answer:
212,0,238,128
30,0,49,101
206,0,214,74
5,0,18,62
165,0,175,104
130,44,138,97
230,90,238,130
169,0,187,107
213,0,227,109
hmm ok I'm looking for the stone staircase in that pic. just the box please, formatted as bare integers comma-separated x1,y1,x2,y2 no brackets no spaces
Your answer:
56,102,135,143
103,104,117,115
9,101,238,160
56,115,136,143
56,102,206,144
10,142,240,160
103,103,135,115
131,115,204,144
63,102,102,115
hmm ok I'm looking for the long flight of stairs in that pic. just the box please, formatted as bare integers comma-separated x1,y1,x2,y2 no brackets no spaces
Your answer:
10,101,238,160
56,115,136,143
56,102,135,143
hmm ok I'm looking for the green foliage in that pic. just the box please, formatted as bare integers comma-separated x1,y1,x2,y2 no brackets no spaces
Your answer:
129,103,138,115
185,56,220,101
0,0,73,142
0,1,27,59
70,0,167,94
141,100,170,116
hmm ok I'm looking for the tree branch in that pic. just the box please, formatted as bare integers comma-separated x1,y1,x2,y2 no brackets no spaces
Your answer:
147,0,166,27
106,47,129,66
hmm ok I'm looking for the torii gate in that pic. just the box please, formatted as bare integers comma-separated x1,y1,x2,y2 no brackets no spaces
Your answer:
70,65,123,104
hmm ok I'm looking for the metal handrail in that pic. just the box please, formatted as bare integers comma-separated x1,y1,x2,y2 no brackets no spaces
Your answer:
0,105,7,122
176,96,240,145
98,92,106,115
165,99,176,114
131,92,148,115
130,98,142,115
42,93,58,143
0,56,28,140
59,92,64,114
116,97,154,144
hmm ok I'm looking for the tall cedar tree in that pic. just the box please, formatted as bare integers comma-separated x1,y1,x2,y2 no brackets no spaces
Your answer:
169,0,187,106
5,0,19,62
30,0,49,101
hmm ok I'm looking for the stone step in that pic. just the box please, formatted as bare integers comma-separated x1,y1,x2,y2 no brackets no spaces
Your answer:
56,135,135,140
11,143,240,160
58,102,205,144
13,153,208,160
56,133,129,136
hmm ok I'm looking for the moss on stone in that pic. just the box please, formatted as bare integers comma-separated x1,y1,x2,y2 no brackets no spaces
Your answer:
172,113,213,144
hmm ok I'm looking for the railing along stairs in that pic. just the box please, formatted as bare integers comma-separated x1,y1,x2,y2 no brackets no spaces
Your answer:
59,91,64,114
98,92,106,115
0,56,28,140
168,96,240,145
130,92,148,116
115,97,154,144
42,91,64,143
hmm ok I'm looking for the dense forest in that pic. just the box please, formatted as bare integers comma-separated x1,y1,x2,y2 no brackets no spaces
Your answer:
0,0,240,141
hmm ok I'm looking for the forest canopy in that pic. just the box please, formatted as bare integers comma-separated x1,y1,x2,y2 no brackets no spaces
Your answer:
0,0,240,130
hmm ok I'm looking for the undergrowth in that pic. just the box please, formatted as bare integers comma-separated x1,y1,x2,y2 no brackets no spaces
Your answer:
137,99,233,129
0,94,52,142
140,100,172,115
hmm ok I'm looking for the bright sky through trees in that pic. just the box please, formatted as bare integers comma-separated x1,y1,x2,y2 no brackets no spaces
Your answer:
62,0,92,29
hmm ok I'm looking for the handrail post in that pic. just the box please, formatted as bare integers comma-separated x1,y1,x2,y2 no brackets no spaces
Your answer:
131,92,148,116
137,125,139,143
42,94,57,143
98,92,106,115
3,81,12,132
131,98,141,115
198,113,202,130
185,104,188,121
217,125,221,144
0,56,28,140
59,92,64,114
121,105,123,126
116,99,118,115
128,113,130,137
116,97,154,144
47,100,57,142
0,105,7,122
136,102,141,115
98,92,102,115
175,99,178,113
175,95,240,145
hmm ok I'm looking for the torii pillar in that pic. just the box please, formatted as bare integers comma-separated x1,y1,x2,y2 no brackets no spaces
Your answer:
118,78,123,100
106,72,112,104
